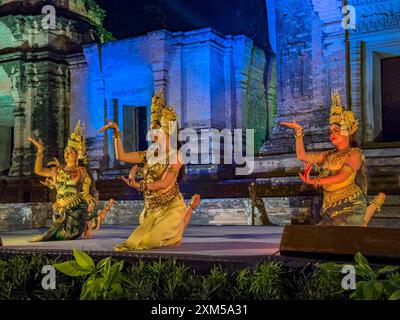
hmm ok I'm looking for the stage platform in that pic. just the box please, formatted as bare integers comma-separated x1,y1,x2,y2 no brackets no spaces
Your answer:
1,225,398,271
0,225,297,272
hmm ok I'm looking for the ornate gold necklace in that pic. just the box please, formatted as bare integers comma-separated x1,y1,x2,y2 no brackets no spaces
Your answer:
325,147,355,168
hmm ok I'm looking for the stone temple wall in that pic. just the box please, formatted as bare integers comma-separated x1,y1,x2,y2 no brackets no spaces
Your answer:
69,27,269,170
258,0,400,228
263,0,348,154
0,199,290,232
3,192,400,232
0,62,13,173
0,0,108,178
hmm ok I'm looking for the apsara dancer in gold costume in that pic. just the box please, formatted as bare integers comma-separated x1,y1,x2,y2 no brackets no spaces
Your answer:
29,121,112,242
281,91,385,226
98,93,201,250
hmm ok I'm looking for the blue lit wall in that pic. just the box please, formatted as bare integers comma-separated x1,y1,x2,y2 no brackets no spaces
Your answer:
75,38,155,138
70,28,269,153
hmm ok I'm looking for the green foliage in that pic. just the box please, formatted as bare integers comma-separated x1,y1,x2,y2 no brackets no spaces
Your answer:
318,252,400,300
231,262,287,300
192,266,235,300
250,262,286,299
125,260,287,300
1,251,399,301
54,249,125,300
124,259,198,300
0,254,82,300
294,268,347,300
234,268,254,299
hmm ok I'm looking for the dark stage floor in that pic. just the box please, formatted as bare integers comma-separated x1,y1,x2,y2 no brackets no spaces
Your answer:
0,225,286,271
3,225,397,270
0,225,283,256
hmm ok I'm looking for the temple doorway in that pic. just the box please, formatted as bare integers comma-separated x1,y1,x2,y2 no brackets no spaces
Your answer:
0,126,13,175
122,106,148,153
381,56,400,142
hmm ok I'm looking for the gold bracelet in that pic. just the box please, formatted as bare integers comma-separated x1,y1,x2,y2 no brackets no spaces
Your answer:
313,178,322,188
370,199,382,212
36,149,44,157
138,180,147,193
113,131,122,139
294,130,304,139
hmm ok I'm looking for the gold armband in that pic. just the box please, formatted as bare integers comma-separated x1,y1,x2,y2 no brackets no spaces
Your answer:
370,199,382,212
311,153,322,164
294,130,304,139
138,151,146,162
313,178,322,189
83,194,96,205
113,131,122,139
138,180,148,193
36,148,44,157
167,167,178,176
341,164,355,174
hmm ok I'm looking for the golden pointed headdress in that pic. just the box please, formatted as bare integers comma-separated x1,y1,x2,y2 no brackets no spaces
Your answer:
329,90,358,137
67,121,87,160
150,92,178,135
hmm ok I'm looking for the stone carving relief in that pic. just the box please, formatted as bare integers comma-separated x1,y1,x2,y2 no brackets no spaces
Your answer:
6,65,27,105
282,45,313,99
350,0,400,34
293,48,312,98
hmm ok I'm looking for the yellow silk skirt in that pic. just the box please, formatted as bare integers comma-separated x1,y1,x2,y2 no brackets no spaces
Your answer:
114,193,186,251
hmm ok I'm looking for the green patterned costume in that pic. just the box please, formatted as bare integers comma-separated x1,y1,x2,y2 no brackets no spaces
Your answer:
316,148,368,226
31,165,98,242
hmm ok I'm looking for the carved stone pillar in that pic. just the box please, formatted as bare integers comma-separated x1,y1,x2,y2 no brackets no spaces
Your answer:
149,30,171,100
53,64,71,157
22,63,38,176
349,40,364,143
105,98,117,167
7,63,28,176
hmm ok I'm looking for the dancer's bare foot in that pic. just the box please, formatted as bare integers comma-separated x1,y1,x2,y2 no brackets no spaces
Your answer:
95,198,115,230
29,235,43,243
83,221,93,239
171,240,182,247
374,193,386,209
189,194,201,210
184,194,201,227
363,192,386,227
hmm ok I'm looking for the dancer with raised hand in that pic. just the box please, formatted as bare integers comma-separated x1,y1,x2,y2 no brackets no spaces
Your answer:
98,93,200,250
281,91,385,226
29,121,112,242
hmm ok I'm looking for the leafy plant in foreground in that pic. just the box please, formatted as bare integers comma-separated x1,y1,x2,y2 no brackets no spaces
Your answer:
318,252,400,300
54,249,125,300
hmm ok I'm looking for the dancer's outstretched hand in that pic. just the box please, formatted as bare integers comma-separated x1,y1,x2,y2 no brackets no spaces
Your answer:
121,175,135,188
121,165,139,189
298,162,313,184
280,120,302,131
47,157,61,167
128,165,138,181
87,201,96,213
28,136,44,150
98,119,119,133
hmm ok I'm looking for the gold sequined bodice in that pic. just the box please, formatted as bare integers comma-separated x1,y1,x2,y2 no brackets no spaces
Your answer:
319,148,362,192
52,166,85,196
141,151,179,199
46,165,93,214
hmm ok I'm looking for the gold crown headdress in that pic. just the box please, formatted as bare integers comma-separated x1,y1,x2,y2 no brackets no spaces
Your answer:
150,92,178,135
329,90,358,137
67,121,87,160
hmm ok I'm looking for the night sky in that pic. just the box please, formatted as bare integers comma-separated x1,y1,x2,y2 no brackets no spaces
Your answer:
96,0,270,50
